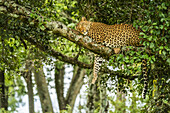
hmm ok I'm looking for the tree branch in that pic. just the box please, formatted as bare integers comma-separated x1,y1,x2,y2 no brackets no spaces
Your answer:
24,36,92,69
0,0,113,59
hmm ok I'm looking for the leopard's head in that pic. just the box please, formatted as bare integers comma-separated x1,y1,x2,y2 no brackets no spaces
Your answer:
75,17,91,35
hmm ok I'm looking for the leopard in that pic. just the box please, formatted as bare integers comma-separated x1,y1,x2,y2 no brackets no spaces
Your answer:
76,17,148,99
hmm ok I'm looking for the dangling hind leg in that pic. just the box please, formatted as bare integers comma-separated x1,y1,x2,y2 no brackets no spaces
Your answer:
92,55,104,84
91,48,120,84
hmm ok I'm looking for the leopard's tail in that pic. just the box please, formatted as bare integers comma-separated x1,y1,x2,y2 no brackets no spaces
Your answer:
142,59,148,99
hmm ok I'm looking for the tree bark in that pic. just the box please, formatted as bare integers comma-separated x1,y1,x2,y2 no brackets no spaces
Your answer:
23,61,34,113
0,69,8,110
87,75,109,113
33,62,54,113
87,79,100,113
55,63,86,112
27,75,34,113
99,81,109,113
65,66,86,111
55,63,66,110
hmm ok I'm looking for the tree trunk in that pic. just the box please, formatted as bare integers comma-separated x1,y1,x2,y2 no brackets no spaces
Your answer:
0,69,8,110
87,74,109,113
24,61,34,113
65,66,85,111
55,63,85,112
99,81,109,113
27,75,34,113
33,63,54,113
87,79,100,113
55,64,66,110
87,84,94,113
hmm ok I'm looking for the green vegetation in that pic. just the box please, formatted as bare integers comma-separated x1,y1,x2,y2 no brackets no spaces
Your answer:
0,0,169,112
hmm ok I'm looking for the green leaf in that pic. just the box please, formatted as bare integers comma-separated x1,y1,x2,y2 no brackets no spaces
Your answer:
154,26,159,29
40,25,46,31
162,50,166,56
167,58,170,65
150,42,154,49
64,6,68,10
152,23,157,25
159,46,163,50
149,56,152,62
148,19,151,24
116,54,123,61
139,32,145,36
152,55,156,61
146,42,150,46
160,25,164,29
148,36,152,41
150,29,153,34
161,18,165,22
143,26,149,32
130,59,134,64
30,21,34,25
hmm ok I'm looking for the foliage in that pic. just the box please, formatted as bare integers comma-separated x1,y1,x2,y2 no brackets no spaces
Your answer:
0,108,10,113
0,26,27,111
134,1,170,112
0,0,169,112
76,0,170,112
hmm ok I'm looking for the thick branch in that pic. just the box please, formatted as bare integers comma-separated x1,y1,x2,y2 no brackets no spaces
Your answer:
0,0,113,59
24,36,92,69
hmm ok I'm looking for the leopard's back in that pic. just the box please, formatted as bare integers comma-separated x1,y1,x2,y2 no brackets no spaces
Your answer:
87,22,142,48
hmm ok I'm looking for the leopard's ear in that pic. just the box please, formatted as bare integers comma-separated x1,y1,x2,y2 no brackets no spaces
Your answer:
81,17,87,21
